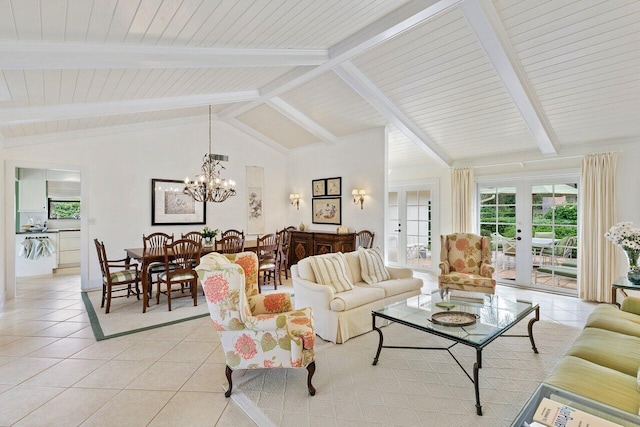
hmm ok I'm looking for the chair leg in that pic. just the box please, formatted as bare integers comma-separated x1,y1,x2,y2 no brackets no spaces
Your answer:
307,361,316,396
167,284,172,311
101,283,106,308
192,279,197,306
224,365,233,398
106,286,112,314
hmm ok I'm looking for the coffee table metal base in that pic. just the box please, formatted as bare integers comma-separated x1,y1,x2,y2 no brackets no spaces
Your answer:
371,306,540,416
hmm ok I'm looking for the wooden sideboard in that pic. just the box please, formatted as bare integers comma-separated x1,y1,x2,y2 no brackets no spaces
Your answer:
288,230,356,265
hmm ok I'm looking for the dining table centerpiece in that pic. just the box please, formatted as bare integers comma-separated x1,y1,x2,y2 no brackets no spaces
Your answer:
201,226,219,247
605,221,640,284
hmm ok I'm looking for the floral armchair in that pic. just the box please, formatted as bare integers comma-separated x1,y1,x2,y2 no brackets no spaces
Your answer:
197,251,316,397
439,233,496,296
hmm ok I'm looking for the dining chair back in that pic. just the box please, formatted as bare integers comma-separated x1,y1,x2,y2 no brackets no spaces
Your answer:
276,226,295,281
221,229,245,240
181,231,203,245
142,232,174,302
355,230,375,249
156,238,202,311
215,235,245,254
256,233,279,292
94,238,141,314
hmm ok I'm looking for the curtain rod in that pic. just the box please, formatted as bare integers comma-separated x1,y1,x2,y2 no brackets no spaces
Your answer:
469,151,621,169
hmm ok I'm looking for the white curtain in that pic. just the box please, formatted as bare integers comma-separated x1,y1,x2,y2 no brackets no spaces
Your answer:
451,168,474,233
579,152,618,302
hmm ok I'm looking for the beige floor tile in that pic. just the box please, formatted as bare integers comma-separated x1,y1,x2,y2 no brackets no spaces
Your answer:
0,384,11,393
0,357,60,385
0,385,65,425
160,340,215,363
14,387,118,427
148,391,230,427
67,312,91,322
183,321,220,342
34,309,86,322
0,335,21,347
0,336,60,357
216,399,257,427
80,389,175,427
126,361,201,391
74,359,153,389
27,337,95,358
181,362,228,392
113,339,178,362
23,358,105,387
0,320,58,336
32,321,90,338
70,336,137,360
142,321,200,341
67,326,96,339
0,355,17,368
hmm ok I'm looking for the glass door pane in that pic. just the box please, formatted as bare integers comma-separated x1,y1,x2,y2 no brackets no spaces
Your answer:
387,185,436,271
531,183,578,293
479,186,517,282
387,191,400,264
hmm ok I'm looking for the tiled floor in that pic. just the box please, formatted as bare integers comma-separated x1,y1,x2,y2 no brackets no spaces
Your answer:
0,270,598,426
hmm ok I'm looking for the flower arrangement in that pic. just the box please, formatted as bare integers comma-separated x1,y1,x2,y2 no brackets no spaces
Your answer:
605,222,640,278
201,226,219,239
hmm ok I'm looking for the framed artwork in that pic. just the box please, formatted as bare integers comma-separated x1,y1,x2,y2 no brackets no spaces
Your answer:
151,178,206,225
326,177,342,196
247,166,265,234
312,197,342,225
312,179,326,197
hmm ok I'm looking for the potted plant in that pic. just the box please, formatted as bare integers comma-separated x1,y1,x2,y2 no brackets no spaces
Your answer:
201,226,219,246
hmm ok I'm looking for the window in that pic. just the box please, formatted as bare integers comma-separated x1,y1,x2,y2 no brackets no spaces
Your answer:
48,199,81,219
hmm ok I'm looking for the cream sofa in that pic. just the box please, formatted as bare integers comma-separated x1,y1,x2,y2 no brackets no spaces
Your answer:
291,250,423,344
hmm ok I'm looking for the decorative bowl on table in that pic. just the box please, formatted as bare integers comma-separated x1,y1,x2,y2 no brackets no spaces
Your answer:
22,225,45,232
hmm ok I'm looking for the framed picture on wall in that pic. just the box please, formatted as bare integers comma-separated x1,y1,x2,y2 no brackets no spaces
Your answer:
151,178,206,225
312,197,342,225
312,179,326,197
326,177,341,196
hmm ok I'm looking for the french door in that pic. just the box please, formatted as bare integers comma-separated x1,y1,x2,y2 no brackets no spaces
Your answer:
478,177,579,295
386,184,437,271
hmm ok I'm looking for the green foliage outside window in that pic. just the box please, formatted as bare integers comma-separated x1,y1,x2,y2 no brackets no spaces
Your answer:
49,200,81,219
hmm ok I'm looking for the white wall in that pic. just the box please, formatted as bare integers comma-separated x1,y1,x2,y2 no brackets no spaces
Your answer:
2,119,288,293
286,127,386,244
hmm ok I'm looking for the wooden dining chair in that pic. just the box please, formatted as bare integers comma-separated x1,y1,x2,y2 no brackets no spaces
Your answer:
214,235,245,254
221,229,245,240
276,226,295,281
156,238,202,311
356,230,375,249
94,239,141,314
256,233,279,292
143,232,174,303
181,231,203,245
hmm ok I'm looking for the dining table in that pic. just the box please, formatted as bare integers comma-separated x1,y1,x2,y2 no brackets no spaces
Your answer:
125,239,258,313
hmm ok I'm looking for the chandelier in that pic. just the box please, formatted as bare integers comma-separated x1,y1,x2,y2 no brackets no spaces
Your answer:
184,105,236,203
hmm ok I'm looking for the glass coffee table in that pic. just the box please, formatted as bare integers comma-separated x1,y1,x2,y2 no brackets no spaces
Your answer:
372,291,540,416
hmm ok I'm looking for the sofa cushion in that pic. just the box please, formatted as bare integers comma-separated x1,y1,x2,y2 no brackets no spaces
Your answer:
308,252,354,293
296,258,316,282
343,251,361,284
329,286,386,312
369,278,423,298
567,327,640,377
546,355,640,414
585,303,640,338
358,247,391,285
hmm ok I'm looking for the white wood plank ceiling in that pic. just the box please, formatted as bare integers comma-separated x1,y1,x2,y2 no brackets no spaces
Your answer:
0,0,638,167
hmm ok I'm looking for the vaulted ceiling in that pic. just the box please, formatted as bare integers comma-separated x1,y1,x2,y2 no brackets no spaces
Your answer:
1,0,639,169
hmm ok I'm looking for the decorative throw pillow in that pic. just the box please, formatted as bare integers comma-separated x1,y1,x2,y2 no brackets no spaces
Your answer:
308,252,354,293
358,247,390,285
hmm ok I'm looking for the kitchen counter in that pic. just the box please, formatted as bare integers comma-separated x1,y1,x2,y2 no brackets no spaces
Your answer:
16,228,80,234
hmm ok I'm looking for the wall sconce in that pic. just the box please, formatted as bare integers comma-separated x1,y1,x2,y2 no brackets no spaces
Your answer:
289,193,300,210
352,189,366,209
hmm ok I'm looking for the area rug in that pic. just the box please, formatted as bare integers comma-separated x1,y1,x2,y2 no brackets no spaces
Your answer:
227,320,581,426
82,283,295,341
82,290,210,340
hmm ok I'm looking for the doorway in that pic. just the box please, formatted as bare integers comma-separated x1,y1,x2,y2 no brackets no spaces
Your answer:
386,183,438,272
478,178,579,295
4,160,88,300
